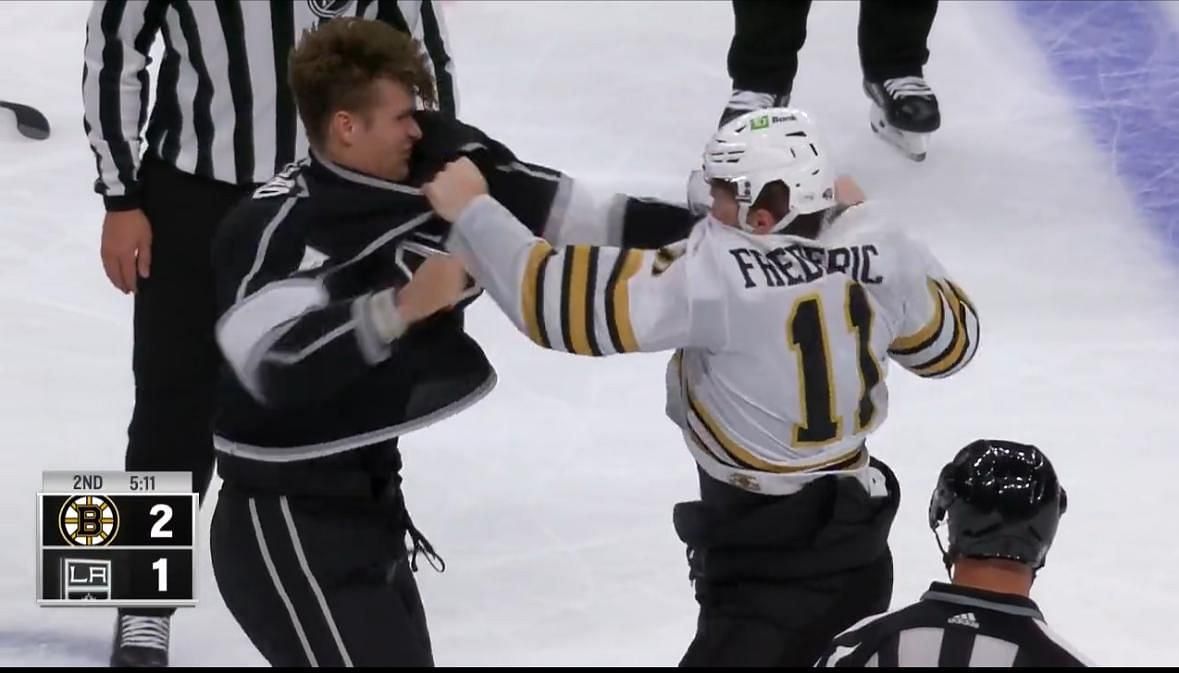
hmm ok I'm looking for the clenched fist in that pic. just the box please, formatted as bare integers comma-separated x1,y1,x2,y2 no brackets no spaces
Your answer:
422,157,488,223
395,253,471,323
833,175,866,206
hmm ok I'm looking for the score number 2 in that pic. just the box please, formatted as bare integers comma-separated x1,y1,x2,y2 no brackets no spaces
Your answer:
150,504,173,540
150,504,173,592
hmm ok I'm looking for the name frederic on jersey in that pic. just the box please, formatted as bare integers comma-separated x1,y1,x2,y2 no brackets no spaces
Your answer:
729,243,882,288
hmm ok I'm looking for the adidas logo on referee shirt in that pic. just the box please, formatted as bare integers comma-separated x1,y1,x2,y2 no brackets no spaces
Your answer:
948,612,980,628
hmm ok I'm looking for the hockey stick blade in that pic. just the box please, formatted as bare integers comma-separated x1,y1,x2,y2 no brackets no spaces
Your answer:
0,101,50,140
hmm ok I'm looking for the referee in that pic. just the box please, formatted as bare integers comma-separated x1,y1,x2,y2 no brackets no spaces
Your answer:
82,1,455,667
815,439,1092,667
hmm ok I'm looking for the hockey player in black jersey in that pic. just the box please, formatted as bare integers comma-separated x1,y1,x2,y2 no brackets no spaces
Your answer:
207,18,696,667
816,439,1092,667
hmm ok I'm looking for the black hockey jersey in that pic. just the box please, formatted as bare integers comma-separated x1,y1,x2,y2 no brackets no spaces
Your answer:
210,111,695,492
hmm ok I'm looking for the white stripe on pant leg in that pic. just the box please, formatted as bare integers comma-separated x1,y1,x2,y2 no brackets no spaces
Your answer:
249,497,318,666
280,496,354,667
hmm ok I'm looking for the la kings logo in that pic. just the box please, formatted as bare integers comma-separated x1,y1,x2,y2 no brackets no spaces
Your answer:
394,232,484,307
253,159,310,200
299,246,328,272
307,0,354,20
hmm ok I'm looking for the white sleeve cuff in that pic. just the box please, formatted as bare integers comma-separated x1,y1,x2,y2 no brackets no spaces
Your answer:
366,288,409,343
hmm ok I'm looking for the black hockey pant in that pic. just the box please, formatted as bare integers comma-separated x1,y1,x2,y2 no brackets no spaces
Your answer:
674,457,900,667
210,477,440,666
727,0,939,96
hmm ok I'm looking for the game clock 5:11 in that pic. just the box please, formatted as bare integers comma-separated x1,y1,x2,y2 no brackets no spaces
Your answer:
128,475,157,491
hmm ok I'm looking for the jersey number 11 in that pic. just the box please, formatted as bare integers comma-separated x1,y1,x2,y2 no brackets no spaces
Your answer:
788,281,882,446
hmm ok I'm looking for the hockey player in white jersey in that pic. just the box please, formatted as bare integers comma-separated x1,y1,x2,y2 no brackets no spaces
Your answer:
423,107,980,666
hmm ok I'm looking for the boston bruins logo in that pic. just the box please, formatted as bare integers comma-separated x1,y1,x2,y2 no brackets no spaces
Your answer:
58,495,119,546
307,0,355,19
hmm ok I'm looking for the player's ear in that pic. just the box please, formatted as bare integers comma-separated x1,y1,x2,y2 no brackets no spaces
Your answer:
330,109,360,147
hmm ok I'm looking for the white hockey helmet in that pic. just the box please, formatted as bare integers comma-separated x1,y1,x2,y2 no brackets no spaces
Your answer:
702,107,837,233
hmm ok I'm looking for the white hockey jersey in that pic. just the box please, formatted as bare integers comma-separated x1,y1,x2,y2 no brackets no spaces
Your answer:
448,195,980,495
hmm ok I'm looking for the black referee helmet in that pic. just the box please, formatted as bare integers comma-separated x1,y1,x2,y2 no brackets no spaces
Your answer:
929,439,1068,573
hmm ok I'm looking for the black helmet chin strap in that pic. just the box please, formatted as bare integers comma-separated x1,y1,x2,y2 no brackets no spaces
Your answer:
931,525,953,580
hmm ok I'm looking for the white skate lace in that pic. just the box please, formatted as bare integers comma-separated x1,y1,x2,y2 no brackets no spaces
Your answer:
119,615,170,651
726,89,778,112
883,76,934,99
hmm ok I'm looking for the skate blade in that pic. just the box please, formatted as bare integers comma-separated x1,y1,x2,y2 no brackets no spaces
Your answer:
870,113,928,162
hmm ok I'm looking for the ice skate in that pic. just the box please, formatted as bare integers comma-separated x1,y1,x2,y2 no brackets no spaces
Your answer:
864,76,940,161
718,89,791,128
109,614,170,667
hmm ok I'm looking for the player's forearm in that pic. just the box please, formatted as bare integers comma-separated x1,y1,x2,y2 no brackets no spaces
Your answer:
887,277,979,379
543,178,697,249
217,279,410,408
450,195,659,357
617,196,698,248
448,195,551,344
251,295,405,408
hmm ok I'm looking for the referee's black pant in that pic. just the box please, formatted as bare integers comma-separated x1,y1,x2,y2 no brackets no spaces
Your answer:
120,153,256,622
727,0,939,97
210,461,438,667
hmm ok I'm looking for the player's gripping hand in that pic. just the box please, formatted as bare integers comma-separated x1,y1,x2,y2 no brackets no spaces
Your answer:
396,254,471,323
834,175,866,206
423,157,489,223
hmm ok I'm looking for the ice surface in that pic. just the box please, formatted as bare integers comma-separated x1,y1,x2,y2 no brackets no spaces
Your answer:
1,0,1176,666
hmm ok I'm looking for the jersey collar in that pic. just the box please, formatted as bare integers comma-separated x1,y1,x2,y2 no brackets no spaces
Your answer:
921,581,1045,620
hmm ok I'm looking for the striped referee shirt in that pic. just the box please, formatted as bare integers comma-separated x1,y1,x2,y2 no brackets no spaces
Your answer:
82,0,456,211
815,582,1092,667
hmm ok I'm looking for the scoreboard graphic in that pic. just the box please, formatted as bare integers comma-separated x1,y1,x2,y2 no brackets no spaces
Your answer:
37,471,197,608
